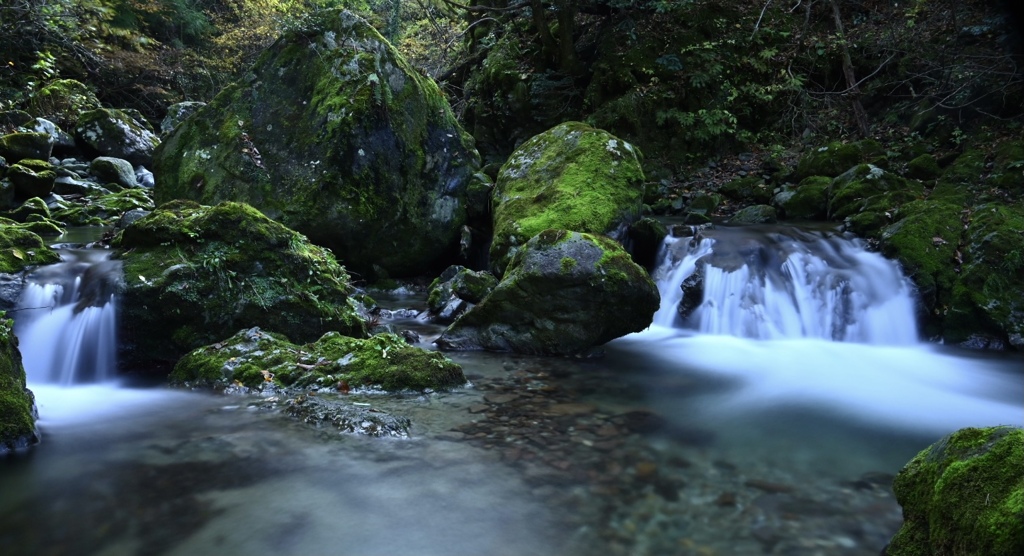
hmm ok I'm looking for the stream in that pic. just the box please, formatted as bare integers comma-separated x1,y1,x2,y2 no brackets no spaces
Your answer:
1,226,1021,556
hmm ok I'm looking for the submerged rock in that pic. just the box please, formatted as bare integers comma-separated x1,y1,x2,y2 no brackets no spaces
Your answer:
171,326,465,392
437,229,659,355
152,9,482,278
489,122,645,275
886,426,1023,556
283,394,412,438
0,316,38,453
113,201,366,370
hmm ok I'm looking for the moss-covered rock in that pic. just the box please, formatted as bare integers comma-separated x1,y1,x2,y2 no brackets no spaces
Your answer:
437,229,659,355
0,222,60,274
52,188,154,227
728,204,777,224
26,79,102,130
0,315,38,453
113,201,366,370
774,176,830,220
159,101,205,136
886,426,1023,556
829,164,925,238
89,157,137,189
906,154,941,181
0,133,53,165
719,176,772,205
794,139,883,180
426,265,498,323
74,108,160,167
7,160,56,198
171,326,464,392
490,122,644,275
152,9,482,279
946,204,1024,348
880,200,962,333
2,197,52,224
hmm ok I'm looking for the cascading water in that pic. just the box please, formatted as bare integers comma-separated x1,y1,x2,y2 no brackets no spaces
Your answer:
651,225,918,344
14,247,122,385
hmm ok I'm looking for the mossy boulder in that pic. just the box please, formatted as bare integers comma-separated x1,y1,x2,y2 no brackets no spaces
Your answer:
437,229,659,355
0,316,38,453
152,9,482,278
774,176,830,220
829,164,925,237
886,426,1023,556
794,139,883,180
906,154,941,181
426,265,498,323
490,122,644,275
728,204,777,224
24,118,76,156
990,140,1024,194
0,222,61,274
0,133,53,164
7,160,56,198
880,200,962,326
26,79,102,130
159,101,206,136
719,176,772,205
74,108,160,167
2,197,51,224
172,326,465,392
52,188,154,227
113,201,366,370
945,204,1024,348
89,157,138,189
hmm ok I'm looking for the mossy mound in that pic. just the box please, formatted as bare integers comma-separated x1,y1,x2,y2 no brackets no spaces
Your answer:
880,200,962,323
0,315,38,453
886,426,1024,556
7,160,57,198
437,229,659,355
172,326,465,392
26,79,101,130
728,204,776,224
774,176,830,220
490,122,644,275
720,176,772,205
0,223,61,274
794,139,883,180
52,189,154,227
152,9,482,278
946,204,1024,348
113,201,366,370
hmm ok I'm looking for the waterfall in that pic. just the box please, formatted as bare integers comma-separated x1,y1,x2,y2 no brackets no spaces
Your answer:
651,226,919,344
14,248,122,384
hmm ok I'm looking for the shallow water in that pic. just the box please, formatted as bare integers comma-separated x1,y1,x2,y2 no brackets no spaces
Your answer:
3,323,1021,556
4,226,1023,555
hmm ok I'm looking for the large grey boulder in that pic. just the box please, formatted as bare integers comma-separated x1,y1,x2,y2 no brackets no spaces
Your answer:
74,108,160,167
436,229,659,355
152,9,483,278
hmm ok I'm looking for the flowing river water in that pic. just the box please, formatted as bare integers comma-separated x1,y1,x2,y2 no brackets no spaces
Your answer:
1,226,1021,556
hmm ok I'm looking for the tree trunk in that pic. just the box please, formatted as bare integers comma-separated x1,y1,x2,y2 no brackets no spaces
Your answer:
828,0,870,136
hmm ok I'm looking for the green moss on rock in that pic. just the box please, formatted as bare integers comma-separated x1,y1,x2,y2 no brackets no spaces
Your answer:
490,122,644,275
945,204,1024,348
887,426,1024,556
438,229,659,355
7,160,56,198
795,140,879,180
52,188,154,226
775,176,830,220
172,327,465,392
0,223,61,274
113,201,366,370
0,315,38,453
26,79,101,130
0,132,53,164
152,9,480,278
